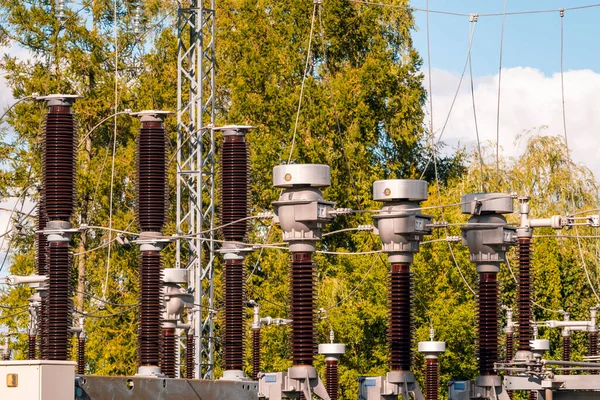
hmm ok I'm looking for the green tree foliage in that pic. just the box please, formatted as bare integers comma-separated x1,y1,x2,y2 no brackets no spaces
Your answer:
0,1,598,400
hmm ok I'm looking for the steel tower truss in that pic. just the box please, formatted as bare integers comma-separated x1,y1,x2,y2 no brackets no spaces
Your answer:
176,0,216,380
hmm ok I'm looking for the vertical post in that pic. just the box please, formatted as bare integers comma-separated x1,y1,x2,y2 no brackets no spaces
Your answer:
252,302,261,381
418,339,445,400
319,334,345,400
176,0,217,379
562,314,571,376
372,179,432,397
461,193,516,397
38,94,81,361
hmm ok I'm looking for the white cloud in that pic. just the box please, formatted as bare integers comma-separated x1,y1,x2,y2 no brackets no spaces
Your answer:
425,66,600,177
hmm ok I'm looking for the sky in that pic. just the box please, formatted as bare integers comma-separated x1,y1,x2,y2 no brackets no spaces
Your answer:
410,0,600,176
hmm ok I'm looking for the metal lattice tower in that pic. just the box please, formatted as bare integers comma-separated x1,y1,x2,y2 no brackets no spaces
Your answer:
176,0,216,379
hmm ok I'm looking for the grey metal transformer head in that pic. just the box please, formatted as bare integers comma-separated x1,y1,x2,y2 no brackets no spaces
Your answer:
372,180,432,263
460,193,517,273
272,164,335,252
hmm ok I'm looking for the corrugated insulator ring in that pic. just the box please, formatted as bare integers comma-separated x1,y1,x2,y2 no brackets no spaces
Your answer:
389,263,412,371
161,328,176,378
224,258,245,371
291,252,315,366
77,338,85,374
326,360,339,400
138,250,162,367
220,135,249,241
136,121,167,232
252,328,261,381
425,359,439,400
46,241,72,360
478,272,499,376
518,238,532,351
186,334,195,379
43,106,76,221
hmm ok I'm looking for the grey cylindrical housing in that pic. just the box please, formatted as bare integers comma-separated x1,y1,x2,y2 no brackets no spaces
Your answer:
372,180,431,263
272,164,334,252
461,193,516,272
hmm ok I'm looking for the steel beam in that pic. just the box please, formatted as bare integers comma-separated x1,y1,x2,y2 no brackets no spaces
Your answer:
176,0,216,379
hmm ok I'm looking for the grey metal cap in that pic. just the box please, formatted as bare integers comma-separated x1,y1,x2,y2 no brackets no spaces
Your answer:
36,94,82,107
418,341,446,354
130,110,174,122
318,343,346,356
213,125,255,136
461,193,513,215
162,268,188,284
373,179,428,202
530,339,550,352
273,164,330,188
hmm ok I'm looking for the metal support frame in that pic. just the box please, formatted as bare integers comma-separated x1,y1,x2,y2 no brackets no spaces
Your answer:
176,0,216,380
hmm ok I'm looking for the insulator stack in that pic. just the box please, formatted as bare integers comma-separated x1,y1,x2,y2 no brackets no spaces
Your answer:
529,392,538,400
28,335,36,360
2,352,9,361
43,105,76,221
562,335,571,375
518,238,532,351
186,333,195,379
291,252,315,366
506,332,514,399
425,359,439,400
136,119,167,232
219,127,251,375
138,250,162,367
41,95,79,362
325,360,339,400
506,332,514,363
46,241,71,360
590,331,598,375
252,328,261,381
220,132,250,241
37,198,48,359
223,258,245,371
134,111,170,374
161,328,176,378
389,263,412,371
77,338,85,375
478,272,499,376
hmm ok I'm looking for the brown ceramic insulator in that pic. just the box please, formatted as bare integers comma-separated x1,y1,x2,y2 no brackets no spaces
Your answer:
224,258,245,371
425,359,439,400
43,105,76,221
562,335,571,375
505,332,514,399
2,352,9,361
28,335,36,360
589,331,598,356
186,333,195,379
506,332,514,362
529,392,538,400
39,293,48,359
478,272,499,376
291,252,315,366
590,331,598,375
138,251,162,367
136,120,167,233
46,241,71,360
518,238,532,351
220,135,249,241
77,338,85,375
37,198,48,359
325,360,339,400
389,263,412,371
161,328,176,378
252,328,261,381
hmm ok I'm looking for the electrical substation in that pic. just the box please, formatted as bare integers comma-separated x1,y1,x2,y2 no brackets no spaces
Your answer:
1,1,600,400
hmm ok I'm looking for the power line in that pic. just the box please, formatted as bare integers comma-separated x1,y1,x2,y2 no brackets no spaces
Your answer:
468,14,485,193
495,0,508,176
419,18,478,179
556,9,600,303
286,2,318,164
347,0,600,18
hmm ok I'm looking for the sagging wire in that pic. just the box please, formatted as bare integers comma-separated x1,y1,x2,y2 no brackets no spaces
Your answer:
495,0,508,176
419,17,478,180
556,9,600,302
